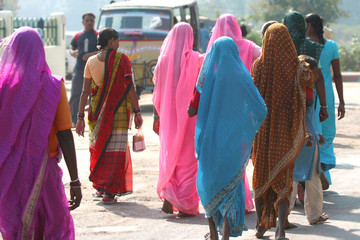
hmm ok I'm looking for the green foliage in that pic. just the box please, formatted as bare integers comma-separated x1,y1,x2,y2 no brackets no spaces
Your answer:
250,0,348,24
338,39,360,71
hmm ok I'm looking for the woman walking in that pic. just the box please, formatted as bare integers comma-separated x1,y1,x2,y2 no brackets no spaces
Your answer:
252,23,312,239
195,36,267,240
305,13,345,187
205,13,261,212
0,27,81,239
152,23,203,216
76,27,142,203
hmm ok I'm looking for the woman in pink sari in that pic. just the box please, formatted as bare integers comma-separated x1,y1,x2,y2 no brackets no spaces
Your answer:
206,14,262,212
0,27,81,239
152,23,203,216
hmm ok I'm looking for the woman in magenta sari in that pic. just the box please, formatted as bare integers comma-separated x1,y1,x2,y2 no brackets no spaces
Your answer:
0,27,81,239
206,14,261,212
152,23,203,216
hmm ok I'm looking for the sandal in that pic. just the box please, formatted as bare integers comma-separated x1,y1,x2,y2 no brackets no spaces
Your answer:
92,190,104,198
310,213,329,225
102,195,117,204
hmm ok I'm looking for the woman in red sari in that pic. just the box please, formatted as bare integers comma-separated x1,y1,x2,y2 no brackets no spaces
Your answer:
76,27,142,203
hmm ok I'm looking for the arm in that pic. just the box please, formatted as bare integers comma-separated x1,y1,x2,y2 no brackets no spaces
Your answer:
70,46,78,58
57,129,82,210
313,67,328,122
82,51,98,61
153,106,159,135
128,84,143,129
331,58,345,120
188,88,201,117
75,77,91,137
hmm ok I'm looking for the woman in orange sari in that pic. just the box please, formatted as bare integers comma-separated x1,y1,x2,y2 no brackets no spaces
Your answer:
252,23,312,239
76,28,142,203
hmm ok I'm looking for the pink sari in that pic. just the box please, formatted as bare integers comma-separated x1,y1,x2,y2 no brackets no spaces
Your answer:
0,28,74,239
152,23,203,214
207,14,256,211
207,14,256,73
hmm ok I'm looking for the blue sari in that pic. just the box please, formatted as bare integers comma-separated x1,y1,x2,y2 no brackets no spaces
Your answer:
195,37,267,237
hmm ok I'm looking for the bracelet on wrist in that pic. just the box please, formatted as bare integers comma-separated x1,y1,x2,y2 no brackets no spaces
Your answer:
70,179,81,187
320,105,328,110
153,115,159,121
77,113,85,120
339,102,345,106
133,108,141,115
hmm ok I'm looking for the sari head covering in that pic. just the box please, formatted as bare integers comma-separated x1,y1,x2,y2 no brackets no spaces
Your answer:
284,11,323,60
206,14,256,72
195,36,267,237
0,27,74,239
152,22,202,214
252,23,311,229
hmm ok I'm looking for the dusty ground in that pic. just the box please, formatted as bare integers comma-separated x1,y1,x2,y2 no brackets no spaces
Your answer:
2,83,359,240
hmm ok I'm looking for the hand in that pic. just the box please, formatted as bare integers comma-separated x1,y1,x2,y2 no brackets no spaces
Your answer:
134,114,143,129
76,119,85,137
305,132,313,147
70,49,79,58
338,104,345,120
318,133,326,145
319,108,328,122
187,105,198,118
153,119,160,135
68,186,82,211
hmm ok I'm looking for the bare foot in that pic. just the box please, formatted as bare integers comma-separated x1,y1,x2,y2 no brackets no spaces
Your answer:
204,232,219,240
177,211,196,218
275,227,285,240
161,199,173,214
255,225,267,238
310,213,329,225
284,219,297,230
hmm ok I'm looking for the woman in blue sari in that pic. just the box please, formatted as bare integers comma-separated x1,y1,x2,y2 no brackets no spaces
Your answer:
194,36,267,240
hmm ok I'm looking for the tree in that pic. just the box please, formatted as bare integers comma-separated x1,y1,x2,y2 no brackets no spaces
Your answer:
250,0,348,24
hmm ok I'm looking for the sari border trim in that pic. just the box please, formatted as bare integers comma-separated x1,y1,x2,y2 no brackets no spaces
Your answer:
21,148,49,240
254,62,306,200
205,159,248,217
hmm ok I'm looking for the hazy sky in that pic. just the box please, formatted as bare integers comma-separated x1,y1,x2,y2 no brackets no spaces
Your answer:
17,0,110,31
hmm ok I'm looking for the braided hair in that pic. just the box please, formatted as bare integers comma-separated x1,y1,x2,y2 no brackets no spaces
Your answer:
97,27,119,50
305,13,325,45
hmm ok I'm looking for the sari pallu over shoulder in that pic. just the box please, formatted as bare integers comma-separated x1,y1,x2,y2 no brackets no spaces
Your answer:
88,49,133,181
251,23,309,229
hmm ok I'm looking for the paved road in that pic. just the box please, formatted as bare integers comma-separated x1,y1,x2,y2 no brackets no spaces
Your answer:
58,82,360,239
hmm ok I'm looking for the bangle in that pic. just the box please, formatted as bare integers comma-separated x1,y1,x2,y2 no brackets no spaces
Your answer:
70,180,81,187
70,178,79,183
77,113,85,120
133,108,141,115
320,106,328,110
153,115,159,121
339,102,345,106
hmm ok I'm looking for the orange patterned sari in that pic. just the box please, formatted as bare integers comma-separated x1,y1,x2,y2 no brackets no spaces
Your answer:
252,23,312,229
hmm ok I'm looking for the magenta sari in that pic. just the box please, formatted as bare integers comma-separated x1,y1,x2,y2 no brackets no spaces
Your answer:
207,14,257,211
0,27,74,239
152,23,203,215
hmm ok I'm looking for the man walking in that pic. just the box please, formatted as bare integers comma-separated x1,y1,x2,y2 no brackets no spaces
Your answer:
69,12,98,126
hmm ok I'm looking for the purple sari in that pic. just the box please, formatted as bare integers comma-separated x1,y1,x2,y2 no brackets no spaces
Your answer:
0,27,74,239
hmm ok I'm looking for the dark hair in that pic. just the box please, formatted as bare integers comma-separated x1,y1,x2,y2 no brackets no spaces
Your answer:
305,13,325,45
82,13,96,20
97,27,119,50
261,20,278,38
240,23,248,37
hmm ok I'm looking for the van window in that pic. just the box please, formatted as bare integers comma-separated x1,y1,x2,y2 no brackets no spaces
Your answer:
98,9,172,31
